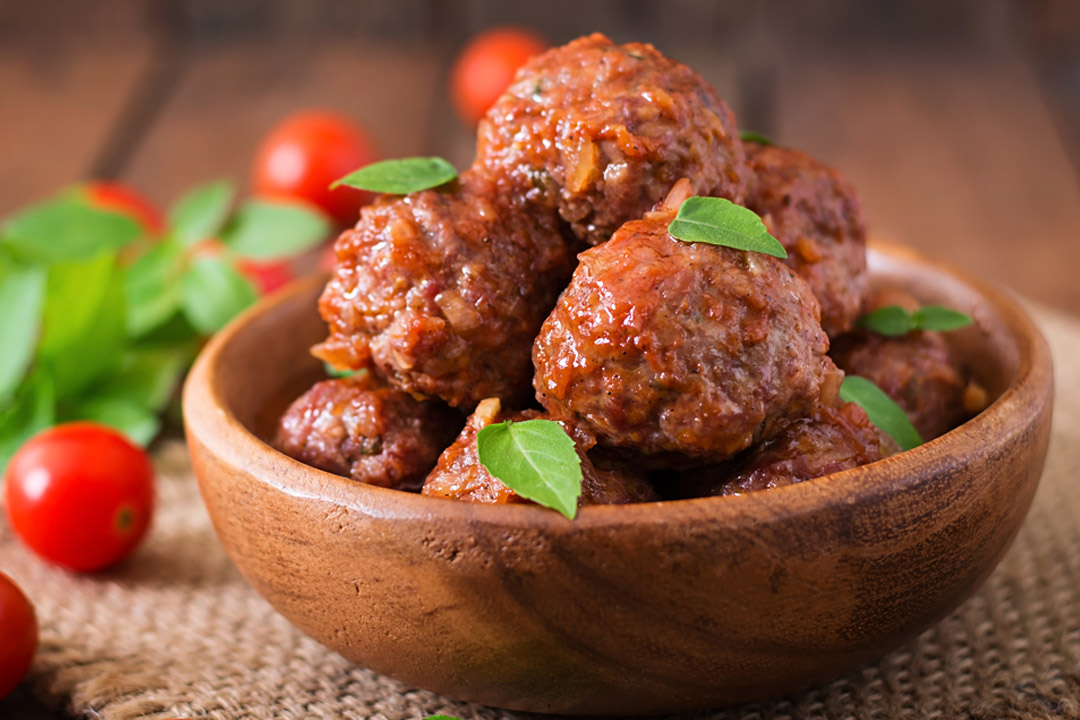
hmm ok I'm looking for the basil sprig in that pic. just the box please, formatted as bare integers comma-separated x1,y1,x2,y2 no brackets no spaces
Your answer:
332,157,458,195
668,196,787,258
476,419,583,519
0,181,328,470
840,376,923,451
859,305,973,337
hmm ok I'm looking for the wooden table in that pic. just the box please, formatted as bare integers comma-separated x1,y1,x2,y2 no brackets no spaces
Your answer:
1,3,1078,717
2,4,1078,315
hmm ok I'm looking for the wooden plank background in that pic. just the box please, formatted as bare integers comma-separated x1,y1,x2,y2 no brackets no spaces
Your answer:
2,0,1077,311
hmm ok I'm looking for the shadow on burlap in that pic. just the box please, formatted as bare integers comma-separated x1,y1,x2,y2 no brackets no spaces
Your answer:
1,305,1078,720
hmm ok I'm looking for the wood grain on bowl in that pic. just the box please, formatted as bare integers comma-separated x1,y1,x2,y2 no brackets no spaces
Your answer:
183,243,1053,715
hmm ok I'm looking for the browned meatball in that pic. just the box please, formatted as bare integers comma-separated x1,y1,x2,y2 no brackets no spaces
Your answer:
532,203,835,466
422,398,658,505
475,32,747,245
313,170,574,410
743,142,867,338
673,401,898,498
830,288,967,440
831,330,966,441
275,373,461,491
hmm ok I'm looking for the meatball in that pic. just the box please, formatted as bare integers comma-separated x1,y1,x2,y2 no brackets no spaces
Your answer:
743,141,868,337
673,401,898,498
275,373,461,491
313,170,574,410
830,288,967,440
475,32,747,245
422,398,658,505
532,203,835,465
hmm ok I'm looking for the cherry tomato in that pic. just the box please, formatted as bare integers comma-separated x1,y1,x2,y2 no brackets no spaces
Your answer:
251,111,377,227
85,181,165,236
4,423,155,572
0,572,37,700
451,27,547,125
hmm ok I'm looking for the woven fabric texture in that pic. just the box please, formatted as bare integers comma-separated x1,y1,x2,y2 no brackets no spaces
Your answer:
1,305,1078,720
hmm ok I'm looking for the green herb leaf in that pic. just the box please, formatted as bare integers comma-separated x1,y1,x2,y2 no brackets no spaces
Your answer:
668,196,787,258
125,237,187,338
0,372,55,473
0,258,46,402
93,347,190,413
476,419,583,519
38,251,127,398
63,396,160,446
135,311,200,346
739,130,775,146
332,157,457,195
181,256,258,334
859,304,973,337
912,305,973,333
324,363,363,380
221,199,330,260
168,179,235,247
2,195,141,264
840,375,923,451
858,305,915,337
422,716,463,720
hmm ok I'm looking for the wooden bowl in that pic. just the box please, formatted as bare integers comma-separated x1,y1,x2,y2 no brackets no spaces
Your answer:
183,243,1053,715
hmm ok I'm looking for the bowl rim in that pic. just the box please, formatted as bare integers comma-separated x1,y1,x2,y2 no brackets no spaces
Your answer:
183,241,1054,532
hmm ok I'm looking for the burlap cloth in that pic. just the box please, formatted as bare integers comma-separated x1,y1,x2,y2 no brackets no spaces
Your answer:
2,304,1079,720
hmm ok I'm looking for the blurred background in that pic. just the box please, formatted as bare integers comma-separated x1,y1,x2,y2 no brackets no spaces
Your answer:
1,0,1078,311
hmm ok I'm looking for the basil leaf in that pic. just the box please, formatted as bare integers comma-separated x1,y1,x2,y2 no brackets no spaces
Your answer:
859,304,973,337
38,251,127,398
125,237,187,337
221,199,330,260
840,375,923,452
332,157,457,195
0,372,55,473
668,196,787,258
912,305,973,333
181,256,258,334
739,130,775,146
2,196,141,264
858,305,914,337
324,363,362,379
423,716,463,720
476,419,583,519
63,396,160,446
136,311,200,346
169,180,235,247
0,258,46,402
93,347,190,413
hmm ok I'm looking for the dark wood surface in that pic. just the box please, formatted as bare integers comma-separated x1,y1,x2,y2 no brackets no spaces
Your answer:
2,1,1078,314
0,2,1077,717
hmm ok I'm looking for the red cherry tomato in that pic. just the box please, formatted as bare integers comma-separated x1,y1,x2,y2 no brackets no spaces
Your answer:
85,181,165,236
0,572,37,700
4,423,155,572
451,27,547,125
251,111,377,227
